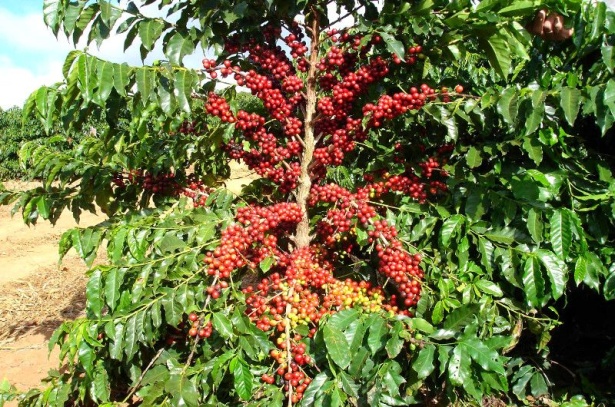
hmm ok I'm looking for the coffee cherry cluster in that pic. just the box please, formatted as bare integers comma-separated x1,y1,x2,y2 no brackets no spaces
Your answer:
363,84,434,128
203,203,303,279
204,92,235,123
406,44,423,65
131,170,183,195
266,341,312,403
309,183,424,307
187,313,214,339
178,120,198,135
182,177,211,208
112,170,212,207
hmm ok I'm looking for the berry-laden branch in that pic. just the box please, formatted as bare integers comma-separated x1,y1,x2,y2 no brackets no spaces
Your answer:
196,13,462,405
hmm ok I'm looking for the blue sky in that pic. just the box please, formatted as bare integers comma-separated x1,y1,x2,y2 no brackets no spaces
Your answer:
0,0,73,108
0,0,178,109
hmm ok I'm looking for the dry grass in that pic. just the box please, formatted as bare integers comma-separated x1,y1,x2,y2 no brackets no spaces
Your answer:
0,263,88,342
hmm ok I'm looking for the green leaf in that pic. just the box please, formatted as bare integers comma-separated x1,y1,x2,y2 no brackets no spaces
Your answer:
165,32,194,65
604,272,615,300
212,312,234,339
36,197,51,219
440,214,464,247
382,361,405,397
522,257,544,307
380,31,405,59
329,308,359,332
549,209,572,260
43,0,62,35
448,345,470,386
523,137,543,165
95,59,114,104
162,291,182,326
431,300,445,324
78,341,95,376
138,19,165,51
461,337,505,375
123,313,139,360
100,0,122,29
530,371,549,397
113,63,131,97
77,54,95,102
499,1,536,15
466,146,482,168
480,32,512,80
323,324,351,369
484,228,516,245
93,360,111,402
86,269,103,318
136,68,154,104
259,256,275,272
602,44,615,72
443,304,477,331
367,315,387,354
109,322,125,360
409,318,433,334
574,255,587,286
527,208,543,244
536,249,567,300
230,356,253,401
474,279,503,297
338,372,359,399
525,101,544,135
104,268,124,311
160,233,186,253
301,373,328,406
591,2,607,41
174,70,195,112
166,375,199,407
497,87,519,124
560,87,581,126
412,344,436,379
465,189,486,221
512,366,533,399
385,322,404,358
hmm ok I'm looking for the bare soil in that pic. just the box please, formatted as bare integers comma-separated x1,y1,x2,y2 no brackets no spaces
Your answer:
0,182,104,395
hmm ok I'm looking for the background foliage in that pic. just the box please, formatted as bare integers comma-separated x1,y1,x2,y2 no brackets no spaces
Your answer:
1,0,615,406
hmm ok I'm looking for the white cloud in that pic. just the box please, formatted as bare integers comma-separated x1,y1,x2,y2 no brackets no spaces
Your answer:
0,10,74,57
0,56,64,109
0,2,210,109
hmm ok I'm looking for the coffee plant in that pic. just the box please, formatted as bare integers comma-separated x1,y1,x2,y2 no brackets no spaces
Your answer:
0,106,113,182
1,0,615,405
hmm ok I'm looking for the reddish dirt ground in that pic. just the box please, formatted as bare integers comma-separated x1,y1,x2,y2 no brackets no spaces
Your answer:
0,182,104,398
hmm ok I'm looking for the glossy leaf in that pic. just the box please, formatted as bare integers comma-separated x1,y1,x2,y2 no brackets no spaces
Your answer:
86,268,103,318
212,312,234,339
549,209,572,260
536,249,567,300
461,337,505,375
440,215,464,247
230,356,253,400
527,207,543,244
560,87,582,125
412,344,436,379
323,324,351,369
522,257,544,307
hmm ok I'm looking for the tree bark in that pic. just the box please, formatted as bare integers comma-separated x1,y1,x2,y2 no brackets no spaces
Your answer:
293,13,320,249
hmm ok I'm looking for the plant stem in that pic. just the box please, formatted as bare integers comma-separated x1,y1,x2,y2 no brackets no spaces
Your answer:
294,9,321,249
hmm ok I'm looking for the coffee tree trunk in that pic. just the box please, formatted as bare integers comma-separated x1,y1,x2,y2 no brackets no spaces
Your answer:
293,12,321,249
